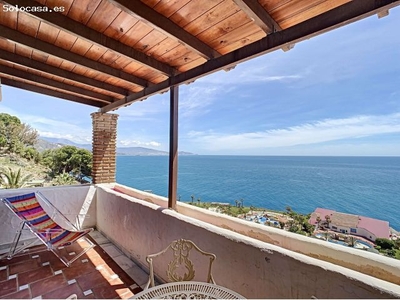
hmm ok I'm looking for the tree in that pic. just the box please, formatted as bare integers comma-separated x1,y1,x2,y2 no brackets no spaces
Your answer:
375,238,395,250
191,195,194,203
240,198,244,208
235,200,239,207
0,167,33,189
197,198,201,205
0,113,38,154
42,146,92,177
325,215,331,228
316,216,321,229
53,172,77,186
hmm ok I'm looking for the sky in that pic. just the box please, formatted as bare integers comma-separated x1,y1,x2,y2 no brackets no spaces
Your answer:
1,7,399,156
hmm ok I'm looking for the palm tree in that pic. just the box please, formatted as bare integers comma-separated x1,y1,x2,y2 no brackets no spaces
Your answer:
191,195,194,203
240,198,244,208
0,167,33,189
197,198,201,205
325,215,331,228
316,216,321,229
235,200,239,207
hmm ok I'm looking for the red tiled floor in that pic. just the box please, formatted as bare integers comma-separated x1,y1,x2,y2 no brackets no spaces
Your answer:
0,237,143,299
0,269,7,282
0,278,17,297
18,265,54,286
30,273,68,298
1,287,31,299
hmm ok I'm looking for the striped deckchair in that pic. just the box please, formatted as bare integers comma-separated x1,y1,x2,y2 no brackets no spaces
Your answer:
1,192,95,267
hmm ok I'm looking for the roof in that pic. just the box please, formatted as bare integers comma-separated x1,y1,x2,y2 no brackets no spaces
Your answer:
1,0,399,111
310,208,390,239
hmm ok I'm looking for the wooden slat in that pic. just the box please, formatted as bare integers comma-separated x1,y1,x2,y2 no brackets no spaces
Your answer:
86,0,121,33
0,3,18,29
101,0,400,112
0,49,128,95
0,77,106,107
232,0,281,33
183,0,241,37
16,11,41,37
109,0,220,59
37,21,60,44
67,0,102,25
152,0,191,17
196,10,251,42
103,11,139,40
279,0,351,29
69,37,92,56
45,0,74,15
3,0,174,75
0,38,16,53
208,22,265,52
0,25,150,87
54,29,77,50
0,63,113,102
170,0,224,27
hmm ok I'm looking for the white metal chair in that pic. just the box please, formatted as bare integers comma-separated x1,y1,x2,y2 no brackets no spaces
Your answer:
144,239,216,289
1,191,95,267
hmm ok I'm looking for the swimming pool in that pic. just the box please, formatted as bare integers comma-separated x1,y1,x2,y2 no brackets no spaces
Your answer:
354,240,372,249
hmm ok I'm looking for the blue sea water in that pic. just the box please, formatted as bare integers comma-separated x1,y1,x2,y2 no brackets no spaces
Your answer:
116,156,400,230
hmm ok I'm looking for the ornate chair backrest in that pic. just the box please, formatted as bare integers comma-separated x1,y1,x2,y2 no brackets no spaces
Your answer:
145,239,216,289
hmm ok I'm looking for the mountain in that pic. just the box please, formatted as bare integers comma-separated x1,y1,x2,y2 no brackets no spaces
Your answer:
38,137,195,156
40,137,92,150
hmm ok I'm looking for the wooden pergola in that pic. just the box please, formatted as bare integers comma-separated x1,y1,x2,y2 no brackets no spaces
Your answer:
0,0,398,209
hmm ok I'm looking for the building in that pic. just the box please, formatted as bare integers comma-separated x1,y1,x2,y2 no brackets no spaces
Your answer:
309,208,390,241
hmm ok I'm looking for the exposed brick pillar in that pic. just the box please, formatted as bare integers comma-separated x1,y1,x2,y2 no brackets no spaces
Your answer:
91,112,118,184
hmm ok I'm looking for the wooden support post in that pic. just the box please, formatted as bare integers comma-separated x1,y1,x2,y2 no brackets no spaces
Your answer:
168,86,179,210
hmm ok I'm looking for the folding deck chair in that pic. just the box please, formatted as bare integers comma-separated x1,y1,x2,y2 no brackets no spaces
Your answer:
1,191,95,267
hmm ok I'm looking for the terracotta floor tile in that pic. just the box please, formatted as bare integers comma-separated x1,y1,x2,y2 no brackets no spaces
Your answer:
119,288,135,299
30,273,67,298
0,254,31,266
41,282,84,299
92,282,129,299
9,259,41,275
76,270,109,291
0,269,7,282
0,287,31,299
62,260,97,281
18,265,53,286
37,251,68,270
0,278,17,297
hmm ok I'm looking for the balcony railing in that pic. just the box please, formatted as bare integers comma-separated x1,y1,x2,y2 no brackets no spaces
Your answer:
1,184,400,299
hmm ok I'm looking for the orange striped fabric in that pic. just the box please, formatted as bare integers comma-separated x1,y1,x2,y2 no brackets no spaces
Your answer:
4,193,92,248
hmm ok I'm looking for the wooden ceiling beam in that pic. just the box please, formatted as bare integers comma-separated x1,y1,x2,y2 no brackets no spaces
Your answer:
0,50,128,96
232,0,281,33
101,0,400,112
0,25,149,88
2,0,174,76
0,77,105,107
109,0,220,60
0,63,113,103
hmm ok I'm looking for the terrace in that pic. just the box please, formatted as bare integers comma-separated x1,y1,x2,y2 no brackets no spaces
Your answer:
1,0,400,298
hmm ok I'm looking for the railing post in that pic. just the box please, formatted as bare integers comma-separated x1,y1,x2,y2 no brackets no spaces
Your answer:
168,85,179,210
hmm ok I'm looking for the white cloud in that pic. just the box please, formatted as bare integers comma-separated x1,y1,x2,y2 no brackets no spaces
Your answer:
0,107,92,144
119,139,161,148
185,113,400,152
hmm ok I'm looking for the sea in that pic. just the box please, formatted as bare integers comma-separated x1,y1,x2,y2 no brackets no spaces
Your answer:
116,156,400,231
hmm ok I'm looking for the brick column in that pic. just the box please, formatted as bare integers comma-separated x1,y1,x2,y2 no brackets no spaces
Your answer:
91,112,118,184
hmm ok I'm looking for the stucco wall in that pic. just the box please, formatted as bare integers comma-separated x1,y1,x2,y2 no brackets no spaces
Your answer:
96,185,400,299
0,185,96,250
111,184,400,286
